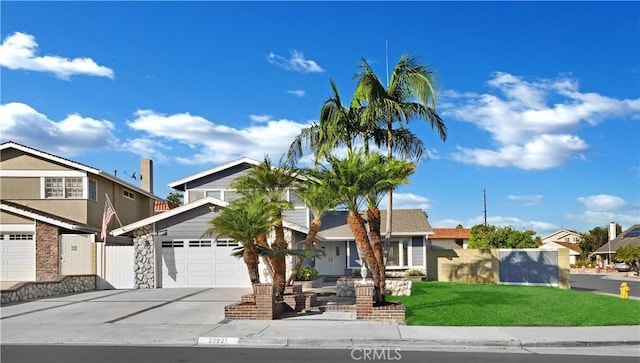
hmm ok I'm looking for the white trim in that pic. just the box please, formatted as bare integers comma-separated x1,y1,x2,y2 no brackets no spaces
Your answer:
0,170,86,177
168,157,261,189
0,224,34,232
0,203,97,232
111,196,228,236
1,142,161,200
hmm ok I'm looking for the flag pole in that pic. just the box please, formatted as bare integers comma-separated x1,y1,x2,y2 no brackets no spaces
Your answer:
105,193,123,228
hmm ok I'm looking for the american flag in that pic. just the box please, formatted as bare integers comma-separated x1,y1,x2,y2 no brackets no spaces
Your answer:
101,199,116,243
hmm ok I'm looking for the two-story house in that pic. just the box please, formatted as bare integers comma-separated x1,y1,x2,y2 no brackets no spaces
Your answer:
111,156,434,288
0,141,160,282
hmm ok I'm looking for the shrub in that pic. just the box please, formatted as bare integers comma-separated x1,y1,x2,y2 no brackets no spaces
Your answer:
405,268,424,277
296,265,319,281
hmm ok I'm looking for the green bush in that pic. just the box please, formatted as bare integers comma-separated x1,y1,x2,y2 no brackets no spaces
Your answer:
405,268,424,277
296,265,319,281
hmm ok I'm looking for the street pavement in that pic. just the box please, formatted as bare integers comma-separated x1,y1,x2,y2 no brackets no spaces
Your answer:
1,282,639,356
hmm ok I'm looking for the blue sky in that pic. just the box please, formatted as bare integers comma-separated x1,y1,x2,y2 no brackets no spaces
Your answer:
1,1,639,236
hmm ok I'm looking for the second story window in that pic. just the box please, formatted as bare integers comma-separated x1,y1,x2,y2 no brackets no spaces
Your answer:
44,177,84,199
123,189,135,200
88,179,97,201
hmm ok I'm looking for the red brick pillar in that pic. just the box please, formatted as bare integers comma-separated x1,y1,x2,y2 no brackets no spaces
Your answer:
355,282,374,320
35,221,60,281
254,283,276,320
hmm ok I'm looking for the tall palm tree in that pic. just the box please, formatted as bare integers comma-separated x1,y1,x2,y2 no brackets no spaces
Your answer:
204,193,280,285
286,79,365,166
286,170,339,285
232,157,297,297
354,54,447,265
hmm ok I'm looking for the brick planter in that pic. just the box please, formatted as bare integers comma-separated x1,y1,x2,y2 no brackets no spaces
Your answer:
224,283,295,320
354,282,405,324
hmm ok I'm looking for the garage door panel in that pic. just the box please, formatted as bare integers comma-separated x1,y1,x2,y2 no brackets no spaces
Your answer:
161,240,250,288
0,236,35,281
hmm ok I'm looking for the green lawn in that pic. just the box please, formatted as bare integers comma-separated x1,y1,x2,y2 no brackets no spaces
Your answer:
387,281,640,326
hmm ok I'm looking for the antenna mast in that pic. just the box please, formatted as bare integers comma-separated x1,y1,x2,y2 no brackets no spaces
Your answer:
483,189,487,226
385,40,389,86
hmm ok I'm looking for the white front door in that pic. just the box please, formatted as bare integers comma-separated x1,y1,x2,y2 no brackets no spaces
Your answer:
315,241,346,276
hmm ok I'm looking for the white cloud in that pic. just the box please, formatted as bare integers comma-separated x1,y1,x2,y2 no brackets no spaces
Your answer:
126,110,310,164
0,102,118,155
250,114,272,122
445,72,640,170
432,215,558,236
287,89,306,97
121,138,170,163
508,194,543,206
267,50,324,73
0,32,114,79
379,193,433,211
568,194,640,230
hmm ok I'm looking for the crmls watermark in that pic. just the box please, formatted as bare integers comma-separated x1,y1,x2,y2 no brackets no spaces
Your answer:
350,348,402,361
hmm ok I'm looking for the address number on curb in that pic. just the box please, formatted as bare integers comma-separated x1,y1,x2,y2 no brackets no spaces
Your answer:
198,337,239,345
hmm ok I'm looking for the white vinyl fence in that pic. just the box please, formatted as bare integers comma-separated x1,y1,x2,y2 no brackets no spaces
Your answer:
97,244,134,289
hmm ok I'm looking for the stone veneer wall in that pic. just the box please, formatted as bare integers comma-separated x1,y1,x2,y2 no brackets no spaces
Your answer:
337,277,412,297
133,225,155,289
1,275,96,304
35,221,60,281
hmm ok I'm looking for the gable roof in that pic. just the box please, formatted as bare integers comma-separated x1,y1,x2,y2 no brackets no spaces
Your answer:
594,224,640,254
429,228,470,240
111,196,227,236
318,209,432,240
168,157,261,191
0,200,97,233
541,241,582,255
542,228,583,242
0,141,161,200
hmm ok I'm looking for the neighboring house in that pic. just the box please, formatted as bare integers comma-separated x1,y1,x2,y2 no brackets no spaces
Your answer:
0,141,161,282
542,229,583,245
426,227,471,250
594,224,640,264
111,156,434,288
539,241,582,265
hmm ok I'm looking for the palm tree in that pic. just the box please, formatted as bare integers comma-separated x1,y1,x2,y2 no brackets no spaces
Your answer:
362,154,415,301
204,193,280,285
354,54,447,265
286,79,365,166
286,169,339,285
232,156,297,297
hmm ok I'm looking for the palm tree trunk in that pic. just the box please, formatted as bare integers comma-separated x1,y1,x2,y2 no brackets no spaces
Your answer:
272,222,287,297
367,206,386,300
347,213,383,303
243,244,260,285
287,218,321,285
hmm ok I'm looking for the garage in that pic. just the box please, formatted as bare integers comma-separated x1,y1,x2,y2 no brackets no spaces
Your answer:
160,238,250,288
0,233,35,281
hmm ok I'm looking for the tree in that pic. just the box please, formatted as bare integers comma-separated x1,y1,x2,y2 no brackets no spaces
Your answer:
232,156,297,297
612,245,640,272
579,224,622,260
166,192,183,206
353,54,447,265
468,224,541,249
204,193,280,285
320,150,414,302
286,169,339,285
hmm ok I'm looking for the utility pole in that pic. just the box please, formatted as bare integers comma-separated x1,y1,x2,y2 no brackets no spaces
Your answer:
483,189,487,226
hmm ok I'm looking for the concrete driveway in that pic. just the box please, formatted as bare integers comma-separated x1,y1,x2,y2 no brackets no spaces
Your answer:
0,287,252,346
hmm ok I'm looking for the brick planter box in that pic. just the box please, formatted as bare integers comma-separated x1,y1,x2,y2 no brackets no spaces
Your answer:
354,282,406,324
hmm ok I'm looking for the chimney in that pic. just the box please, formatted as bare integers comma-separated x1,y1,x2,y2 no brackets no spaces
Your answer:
140,159,153,193
609,222,617,241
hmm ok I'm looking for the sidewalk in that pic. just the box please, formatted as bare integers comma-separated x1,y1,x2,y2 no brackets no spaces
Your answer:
198,319,640,351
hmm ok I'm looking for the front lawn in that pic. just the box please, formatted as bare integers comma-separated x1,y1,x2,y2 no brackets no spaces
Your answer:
387,281,640,326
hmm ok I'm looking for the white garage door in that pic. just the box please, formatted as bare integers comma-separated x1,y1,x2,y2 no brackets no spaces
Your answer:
161,239,250,288
0,234,36,281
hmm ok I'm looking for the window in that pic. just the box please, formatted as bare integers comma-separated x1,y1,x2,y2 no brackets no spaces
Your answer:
162,240,184,248
45,177,64,198
88,179,97,201
65,177,83,198
187,190,205,203
189,240,212,247
223,190,241,202
123,189,135,200
6,234,34,240
216,239,239,247
289,190,305,208
206,190,221,199
44,177,84,199
388,241,400,266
